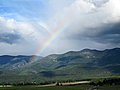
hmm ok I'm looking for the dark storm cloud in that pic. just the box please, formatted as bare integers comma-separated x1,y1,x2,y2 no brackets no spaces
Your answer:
99,22,120,35
0,33,22,44
93,33,120,45
92,22,120,44
76,22,120,45
70,22,120,45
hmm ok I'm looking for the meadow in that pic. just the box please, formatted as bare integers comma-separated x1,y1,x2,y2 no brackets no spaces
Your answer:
0,85,91,90
0,85,120,90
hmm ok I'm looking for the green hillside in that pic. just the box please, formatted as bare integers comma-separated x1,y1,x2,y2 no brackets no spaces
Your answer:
0,48,120,83
0,55,42,70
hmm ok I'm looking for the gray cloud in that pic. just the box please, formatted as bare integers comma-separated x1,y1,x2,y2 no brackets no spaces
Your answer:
0,16,50,55
0,0,120,56
86,0,109,7
70,21,120,45
92,22,120,44
0,33,22,44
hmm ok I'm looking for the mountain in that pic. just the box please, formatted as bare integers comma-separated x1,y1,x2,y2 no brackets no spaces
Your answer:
0,48,120,83
0,55,42,70
25,48,120,71
16,48,120,80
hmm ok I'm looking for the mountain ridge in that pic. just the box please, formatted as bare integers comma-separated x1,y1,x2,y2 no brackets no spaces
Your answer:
0,48,120,83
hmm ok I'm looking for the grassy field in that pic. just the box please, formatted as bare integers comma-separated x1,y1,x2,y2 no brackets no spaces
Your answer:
95,85,120,90
0,85,120,90
0,85,92,90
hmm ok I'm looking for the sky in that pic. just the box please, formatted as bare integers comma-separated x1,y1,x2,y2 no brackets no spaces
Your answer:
0,0,120,56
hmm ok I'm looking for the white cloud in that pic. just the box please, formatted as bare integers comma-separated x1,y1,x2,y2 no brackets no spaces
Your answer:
43,0,120,55
0,0,120,56
47,0,120,36
0,16,49,55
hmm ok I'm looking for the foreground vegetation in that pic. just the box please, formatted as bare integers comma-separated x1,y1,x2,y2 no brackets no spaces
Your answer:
0,78,120,90
0,85,92,90
0,85,120,90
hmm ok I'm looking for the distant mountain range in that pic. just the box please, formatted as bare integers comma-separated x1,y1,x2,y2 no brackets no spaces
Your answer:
0,48,120,83
0,55,42,70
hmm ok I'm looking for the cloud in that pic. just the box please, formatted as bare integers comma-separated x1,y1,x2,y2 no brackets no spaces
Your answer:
0,0,120,55
0,33,21,44
48,0,120,38
91,22,120,45
85,0,109,7
0,0,50,21
0,16,49,55
43,0,120,55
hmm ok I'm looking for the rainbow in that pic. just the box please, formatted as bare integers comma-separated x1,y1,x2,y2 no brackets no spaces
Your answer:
30,22,70,63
